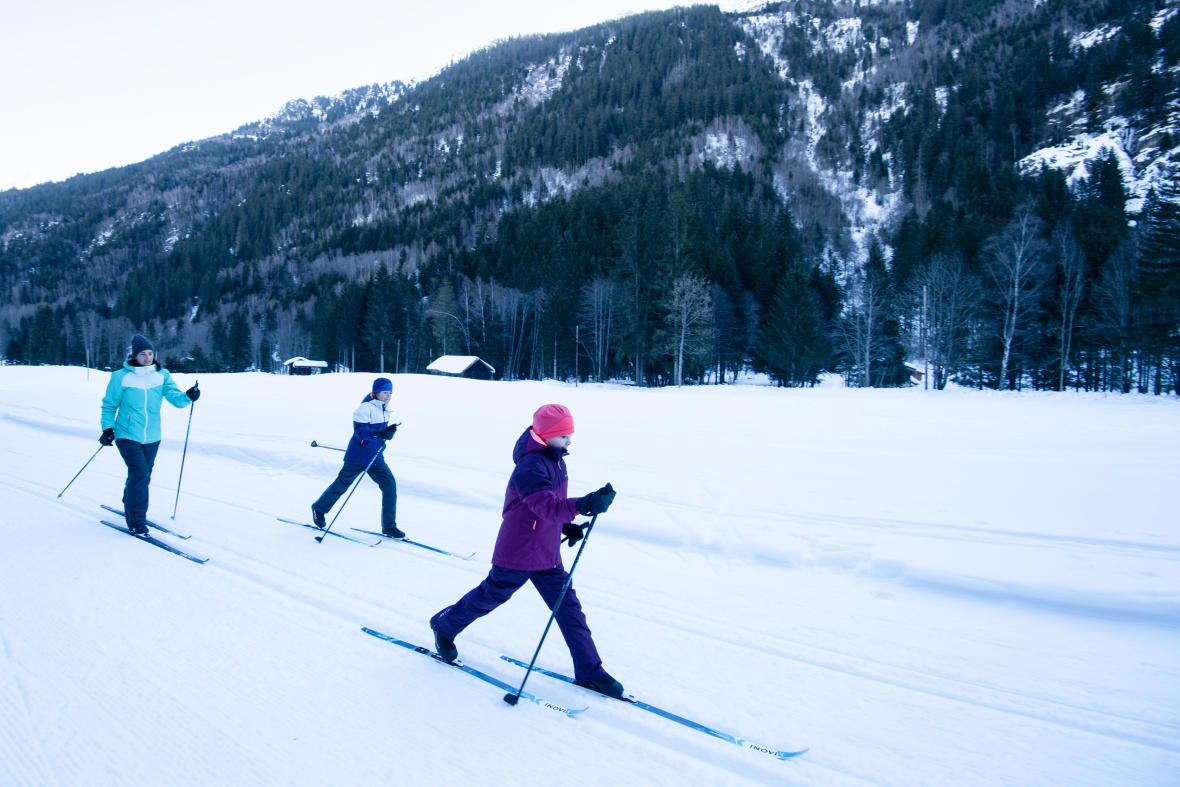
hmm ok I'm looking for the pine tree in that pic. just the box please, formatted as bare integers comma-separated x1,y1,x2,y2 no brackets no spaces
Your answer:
1134,184,1180,393
227,309,252,371
364,263,400,372
755,264,825,387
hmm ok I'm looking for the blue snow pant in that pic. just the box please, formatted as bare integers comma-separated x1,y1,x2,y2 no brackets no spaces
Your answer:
432,565,605,683
313,459,397,529
116,439,160,529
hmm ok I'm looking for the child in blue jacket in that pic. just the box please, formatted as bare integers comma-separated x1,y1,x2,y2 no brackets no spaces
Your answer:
311,377,402,538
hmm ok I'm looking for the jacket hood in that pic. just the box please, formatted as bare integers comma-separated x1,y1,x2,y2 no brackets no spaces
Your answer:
512,426,566,465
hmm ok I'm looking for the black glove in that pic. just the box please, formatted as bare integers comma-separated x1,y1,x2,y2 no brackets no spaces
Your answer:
376,423,398,440
562,522,586,546
576,483,616,517
99,428,115,446
185,385,201,401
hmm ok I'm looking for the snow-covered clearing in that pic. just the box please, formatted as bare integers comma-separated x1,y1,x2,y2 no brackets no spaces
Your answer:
1,366,1177,785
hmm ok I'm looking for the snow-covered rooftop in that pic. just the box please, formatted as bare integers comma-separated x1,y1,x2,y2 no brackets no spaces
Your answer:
426,355,495,375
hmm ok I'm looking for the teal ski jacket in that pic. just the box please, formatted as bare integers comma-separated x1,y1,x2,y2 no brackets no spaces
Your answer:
101,361,191,444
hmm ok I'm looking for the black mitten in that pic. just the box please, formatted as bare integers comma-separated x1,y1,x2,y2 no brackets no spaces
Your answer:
185,385,201,401
561,522,585,546
99,428,115,446
577,483,616,516
376,423,398,440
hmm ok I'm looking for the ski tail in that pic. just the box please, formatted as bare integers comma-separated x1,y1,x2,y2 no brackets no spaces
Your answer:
350,529,475,559
276,518,381,546
361,627,585,717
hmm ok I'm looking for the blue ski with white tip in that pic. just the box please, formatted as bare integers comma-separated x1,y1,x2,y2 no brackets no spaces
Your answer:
500,655,807,759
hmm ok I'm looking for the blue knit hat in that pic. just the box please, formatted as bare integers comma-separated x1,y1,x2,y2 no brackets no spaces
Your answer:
131,334,154,355
372,377,393,393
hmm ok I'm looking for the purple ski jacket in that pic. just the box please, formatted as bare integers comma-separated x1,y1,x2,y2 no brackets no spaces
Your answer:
491,427,582,571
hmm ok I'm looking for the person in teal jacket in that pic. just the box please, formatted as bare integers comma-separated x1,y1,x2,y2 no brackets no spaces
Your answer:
99,334,199,534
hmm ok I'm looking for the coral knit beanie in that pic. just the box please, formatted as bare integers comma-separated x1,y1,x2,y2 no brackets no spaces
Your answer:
532,404,575,439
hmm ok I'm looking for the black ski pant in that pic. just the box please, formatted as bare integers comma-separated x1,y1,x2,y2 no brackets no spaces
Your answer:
116,438,160,528
313,459,397,529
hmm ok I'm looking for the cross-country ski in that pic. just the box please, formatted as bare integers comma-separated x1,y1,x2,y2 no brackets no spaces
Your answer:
100,504,192,539
361,627,586,717
499,654,807,760
97,519,208,564
350,528,476,559
275,517,381,546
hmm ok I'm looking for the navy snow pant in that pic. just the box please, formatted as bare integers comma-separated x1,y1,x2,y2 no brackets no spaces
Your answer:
313,460,397,529
432,565,605,682
116,439,160,529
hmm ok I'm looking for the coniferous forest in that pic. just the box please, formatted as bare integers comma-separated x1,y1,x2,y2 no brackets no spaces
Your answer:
1,0,1178,392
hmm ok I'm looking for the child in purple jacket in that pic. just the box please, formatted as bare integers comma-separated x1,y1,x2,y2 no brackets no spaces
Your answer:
429,403,622,697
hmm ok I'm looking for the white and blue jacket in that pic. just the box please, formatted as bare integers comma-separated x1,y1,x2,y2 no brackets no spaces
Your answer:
343,394,391,466
101,361,191,444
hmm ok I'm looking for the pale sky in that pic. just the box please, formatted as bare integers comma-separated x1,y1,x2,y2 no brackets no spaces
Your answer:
0,1,746,191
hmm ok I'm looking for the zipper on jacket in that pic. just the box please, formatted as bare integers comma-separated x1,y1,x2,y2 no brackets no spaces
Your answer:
532,519,537,530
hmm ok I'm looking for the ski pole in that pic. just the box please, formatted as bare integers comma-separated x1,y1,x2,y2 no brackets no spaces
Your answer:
57,445,106,498
316,444,385,543
171,380,196,519
310,440,346,452
504,511,600,706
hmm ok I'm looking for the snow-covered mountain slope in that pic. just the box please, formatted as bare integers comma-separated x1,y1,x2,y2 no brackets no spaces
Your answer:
2,367,1177,785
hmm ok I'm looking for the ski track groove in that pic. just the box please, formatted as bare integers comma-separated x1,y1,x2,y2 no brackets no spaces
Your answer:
636,487,1180,556
589,578,1180,755
773,509,1180,556
2,485,328,785
0,630,60,787
0,608,237,785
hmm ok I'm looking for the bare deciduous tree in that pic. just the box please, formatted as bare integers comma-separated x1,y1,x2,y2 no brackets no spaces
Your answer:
1052,222,1086,391
838,264,889,388
579,277,617,382
1090,240,1137,392
985,205,1048,388
911,253,981,390
78,311,103,376
663,274,713,386
488,282,540,380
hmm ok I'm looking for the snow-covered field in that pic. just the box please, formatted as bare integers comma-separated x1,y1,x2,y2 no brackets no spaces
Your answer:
1,366,1177,786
